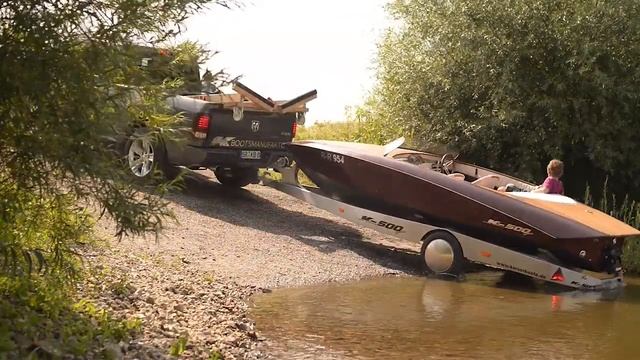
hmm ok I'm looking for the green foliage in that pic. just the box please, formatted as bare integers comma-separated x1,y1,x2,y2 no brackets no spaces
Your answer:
169,335,189,357
0,190,90,281
297,112,400,145
362,0,640,198
209,349,224,360
0,276,140,358
107,274,136,298
623,238,640,274
297,121,365,142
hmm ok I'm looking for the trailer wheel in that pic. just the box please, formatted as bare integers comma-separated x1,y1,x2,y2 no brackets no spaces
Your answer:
421,231,465,277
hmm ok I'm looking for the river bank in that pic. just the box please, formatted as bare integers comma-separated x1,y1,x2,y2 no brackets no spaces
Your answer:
86,171,421,359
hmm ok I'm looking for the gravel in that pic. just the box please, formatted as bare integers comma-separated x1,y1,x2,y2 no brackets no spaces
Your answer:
84,170,423,359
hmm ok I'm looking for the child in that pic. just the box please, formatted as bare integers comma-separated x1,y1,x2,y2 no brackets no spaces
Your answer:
498,159,565,194
531,159,564,195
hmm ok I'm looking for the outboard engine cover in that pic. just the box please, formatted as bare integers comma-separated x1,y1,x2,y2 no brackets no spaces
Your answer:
603,242,623,275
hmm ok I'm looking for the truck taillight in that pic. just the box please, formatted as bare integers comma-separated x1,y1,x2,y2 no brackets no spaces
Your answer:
292,122,297,138
194,113,210,139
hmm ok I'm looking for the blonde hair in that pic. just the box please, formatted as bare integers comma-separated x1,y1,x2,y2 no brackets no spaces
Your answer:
547,159,564,178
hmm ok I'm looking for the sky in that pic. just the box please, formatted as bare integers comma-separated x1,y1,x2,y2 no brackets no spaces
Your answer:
182,0,391,124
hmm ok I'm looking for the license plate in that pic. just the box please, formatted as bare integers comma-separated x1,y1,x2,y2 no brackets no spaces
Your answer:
240,150,261,159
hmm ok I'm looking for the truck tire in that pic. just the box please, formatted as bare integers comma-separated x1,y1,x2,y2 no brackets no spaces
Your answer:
124,134,179,181
214,167,258,188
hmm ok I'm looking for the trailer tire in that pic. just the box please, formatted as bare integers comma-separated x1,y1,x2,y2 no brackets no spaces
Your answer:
421,231,465,277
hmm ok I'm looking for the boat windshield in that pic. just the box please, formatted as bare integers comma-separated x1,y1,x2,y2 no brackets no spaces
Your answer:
383,137,406,157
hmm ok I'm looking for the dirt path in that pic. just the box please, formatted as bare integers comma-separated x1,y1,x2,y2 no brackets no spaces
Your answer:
88,171,425,359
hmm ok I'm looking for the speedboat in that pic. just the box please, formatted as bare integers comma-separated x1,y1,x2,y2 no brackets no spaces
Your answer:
261,138,640,289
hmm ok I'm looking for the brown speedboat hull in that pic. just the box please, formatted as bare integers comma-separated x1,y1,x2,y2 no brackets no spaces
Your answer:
286,141,639,273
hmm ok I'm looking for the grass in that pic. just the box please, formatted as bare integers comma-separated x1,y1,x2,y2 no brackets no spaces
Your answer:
108,274,135,298
202,272,216,284
584,181,640,273
169,335,188,357
209,349,224,360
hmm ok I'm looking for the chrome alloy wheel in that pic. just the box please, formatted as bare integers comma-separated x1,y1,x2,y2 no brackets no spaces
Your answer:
424,239,455,273
127,138,154,177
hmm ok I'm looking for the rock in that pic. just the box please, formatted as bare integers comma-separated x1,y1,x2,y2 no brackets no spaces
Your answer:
118,341,128,353
12,333,31,348
161,323,176,332
102,342,123,360
174,304,186,312
236,322,253,332
223,334,238,345
35,340,62,357
144,296,155,304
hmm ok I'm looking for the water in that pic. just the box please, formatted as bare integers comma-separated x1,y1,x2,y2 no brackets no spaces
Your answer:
250,273,640,359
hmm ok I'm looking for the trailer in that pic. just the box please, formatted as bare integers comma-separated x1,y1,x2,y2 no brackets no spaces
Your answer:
261,166,625,290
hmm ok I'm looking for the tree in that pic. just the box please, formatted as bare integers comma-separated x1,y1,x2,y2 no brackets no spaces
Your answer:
363,0,640,198
0,0,235,274
0,0,232,355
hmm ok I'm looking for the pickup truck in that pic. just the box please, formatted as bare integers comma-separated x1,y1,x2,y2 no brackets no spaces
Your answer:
122,82,317,187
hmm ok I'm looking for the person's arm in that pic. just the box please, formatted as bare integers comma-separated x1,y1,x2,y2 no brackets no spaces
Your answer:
531,186,549,193
531,178,551,193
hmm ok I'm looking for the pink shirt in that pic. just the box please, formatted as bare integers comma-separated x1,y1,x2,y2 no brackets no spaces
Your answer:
543,177,564,195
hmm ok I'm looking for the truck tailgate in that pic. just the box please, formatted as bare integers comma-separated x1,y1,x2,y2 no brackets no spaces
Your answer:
205,109,295,148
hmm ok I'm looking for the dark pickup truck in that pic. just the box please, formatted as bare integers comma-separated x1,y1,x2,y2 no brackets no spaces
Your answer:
122,82,317,187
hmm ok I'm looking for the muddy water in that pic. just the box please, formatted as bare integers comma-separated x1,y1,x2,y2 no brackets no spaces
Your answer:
250,273,640,360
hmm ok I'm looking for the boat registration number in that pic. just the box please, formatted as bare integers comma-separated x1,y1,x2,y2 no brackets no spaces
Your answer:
320,151,345,164
240,150,261,159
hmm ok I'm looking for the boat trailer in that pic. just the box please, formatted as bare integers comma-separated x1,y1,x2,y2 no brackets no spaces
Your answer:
261,167,624,290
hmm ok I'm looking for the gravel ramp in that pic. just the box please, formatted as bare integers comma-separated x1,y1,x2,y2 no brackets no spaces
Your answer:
87,171,424,359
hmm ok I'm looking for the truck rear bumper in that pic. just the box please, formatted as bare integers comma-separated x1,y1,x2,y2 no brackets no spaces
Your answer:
169,145,291,169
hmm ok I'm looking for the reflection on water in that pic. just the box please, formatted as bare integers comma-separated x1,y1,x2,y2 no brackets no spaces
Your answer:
250,273,640,360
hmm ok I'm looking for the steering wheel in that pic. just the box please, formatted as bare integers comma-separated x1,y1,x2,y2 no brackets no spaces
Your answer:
439,153,457,174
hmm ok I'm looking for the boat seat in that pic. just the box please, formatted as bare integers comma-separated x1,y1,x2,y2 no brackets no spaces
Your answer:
472,174,501,188
447,173,465,181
